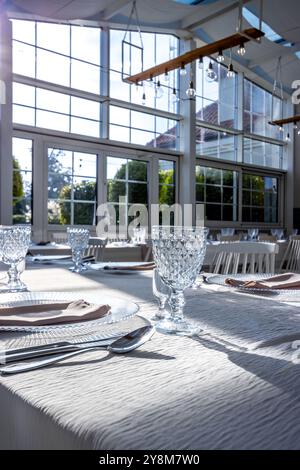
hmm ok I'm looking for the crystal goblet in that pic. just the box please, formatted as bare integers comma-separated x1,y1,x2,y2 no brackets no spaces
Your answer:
67,227,89,273
0,226,31,292
152,226,208,336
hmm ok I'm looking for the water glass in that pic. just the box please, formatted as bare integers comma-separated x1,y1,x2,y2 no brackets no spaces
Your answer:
151,226,208,336
0,226,31,292
67,227,89,273
152,268,170,321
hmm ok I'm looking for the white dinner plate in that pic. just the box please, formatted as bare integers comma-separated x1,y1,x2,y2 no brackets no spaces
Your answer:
0,291,139,332
205,273,300,296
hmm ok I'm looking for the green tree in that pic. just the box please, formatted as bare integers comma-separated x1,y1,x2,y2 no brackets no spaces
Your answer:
13,158,24,205
159,169,175,205
59,180,96,225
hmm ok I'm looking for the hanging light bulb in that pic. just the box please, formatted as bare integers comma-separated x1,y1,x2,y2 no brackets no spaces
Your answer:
155,80,163,99
164,69,169,82
142,91,146,106
294,122,298,130
237,41,246,56
171,87,179,104
217,50,225,63
198,56,203,69
206,61,217,82
285,132,291,142
279,125,284,132
227,62,235,78
180,63,187,76
186,80,196,98
298,128,300,136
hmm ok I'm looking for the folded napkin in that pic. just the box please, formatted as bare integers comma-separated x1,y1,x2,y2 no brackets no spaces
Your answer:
103,262,155,271
225,272,300,290
0,299,111,326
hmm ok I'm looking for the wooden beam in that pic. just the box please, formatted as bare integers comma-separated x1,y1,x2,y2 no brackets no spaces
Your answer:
269,115,300,126
125,28,264,84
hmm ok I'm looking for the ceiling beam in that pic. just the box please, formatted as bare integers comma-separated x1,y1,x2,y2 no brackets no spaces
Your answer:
125,28,264,84
181,0,252,31
248,43,300,68
269,115,300,126
100,0,131,21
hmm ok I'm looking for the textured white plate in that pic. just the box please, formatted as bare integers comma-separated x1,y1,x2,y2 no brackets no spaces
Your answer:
0,291,139,332
206,273,300,296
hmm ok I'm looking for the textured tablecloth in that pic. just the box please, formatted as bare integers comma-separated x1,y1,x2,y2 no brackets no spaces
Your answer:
1,265,300,450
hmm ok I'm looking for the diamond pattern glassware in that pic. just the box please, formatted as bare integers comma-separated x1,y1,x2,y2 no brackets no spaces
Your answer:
151,226,208,336
0,226,31,292
67,227,89,273
152,267,170,321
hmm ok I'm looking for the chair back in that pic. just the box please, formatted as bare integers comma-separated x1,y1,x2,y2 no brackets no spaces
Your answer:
280,236,300,272
210,242,279,275
51,232,68,244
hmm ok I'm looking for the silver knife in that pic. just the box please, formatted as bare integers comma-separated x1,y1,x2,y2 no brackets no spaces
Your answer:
0,336,120,364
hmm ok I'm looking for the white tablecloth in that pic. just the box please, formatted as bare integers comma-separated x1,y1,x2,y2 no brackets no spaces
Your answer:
0,266,300,450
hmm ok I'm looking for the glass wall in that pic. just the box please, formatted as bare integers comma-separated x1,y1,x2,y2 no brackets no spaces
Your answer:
242,173,278,223
110,30,179,113
107,157,148,226
12,137,33,224
244,79,282,140
196,165,238,222
48,148,97,225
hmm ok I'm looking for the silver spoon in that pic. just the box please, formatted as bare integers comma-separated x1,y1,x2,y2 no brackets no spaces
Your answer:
0,325,155,375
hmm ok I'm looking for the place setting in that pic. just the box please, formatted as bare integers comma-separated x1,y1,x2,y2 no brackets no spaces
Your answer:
0,225,156,376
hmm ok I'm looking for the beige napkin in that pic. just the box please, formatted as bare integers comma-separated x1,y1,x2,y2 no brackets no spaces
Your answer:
225,272,300,290
0,300,111,326
104,262,155,271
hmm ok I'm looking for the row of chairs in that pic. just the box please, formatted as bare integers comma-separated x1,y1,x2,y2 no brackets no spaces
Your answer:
210,236,300,275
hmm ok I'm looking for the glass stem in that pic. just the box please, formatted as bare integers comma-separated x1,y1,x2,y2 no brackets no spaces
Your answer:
72,250,82,271
169,289,185,321
8,263,20,286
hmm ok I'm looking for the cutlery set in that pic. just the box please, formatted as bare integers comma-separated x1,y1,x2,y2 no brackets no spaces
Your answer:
0,325,155,375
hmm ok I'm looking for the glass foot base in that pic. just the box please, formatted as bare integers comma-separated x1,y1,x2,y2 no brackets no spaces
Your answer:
5,283,28,293
151,310,169,322
69,265,88,273
155,317,201,336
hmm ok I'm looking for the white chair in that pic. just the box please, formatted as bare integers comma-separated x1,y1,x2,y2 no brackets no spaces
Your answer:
51,232,68,244
280,236,300,272
85,237,107,262
210,242,279,275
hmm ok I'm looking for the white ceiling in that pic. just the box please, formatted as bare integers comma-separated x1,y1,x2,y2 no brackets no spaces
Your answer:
7,0,300,95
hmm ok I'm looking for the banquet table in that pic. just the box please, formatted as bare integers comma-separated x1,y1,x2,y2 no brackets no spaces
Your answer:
1,264,300,450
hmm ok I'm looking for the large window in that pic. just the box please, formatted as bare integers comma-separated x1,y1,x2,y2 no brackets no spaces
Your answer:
107,157,148,226
13,83,102,138
196,164,281,224
12,137,33,224
110,30,179,113
196,58,237,130
244,79,282,140
196,165,238,222
243,138,283,169
48,148,97,225
109,106,178,150
242,173,278,223
196,127,237,161
12,20,101,94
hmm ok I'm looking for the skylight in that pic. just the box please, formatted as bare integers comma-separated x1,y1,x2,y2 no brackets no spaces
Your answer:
243,7,288,44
